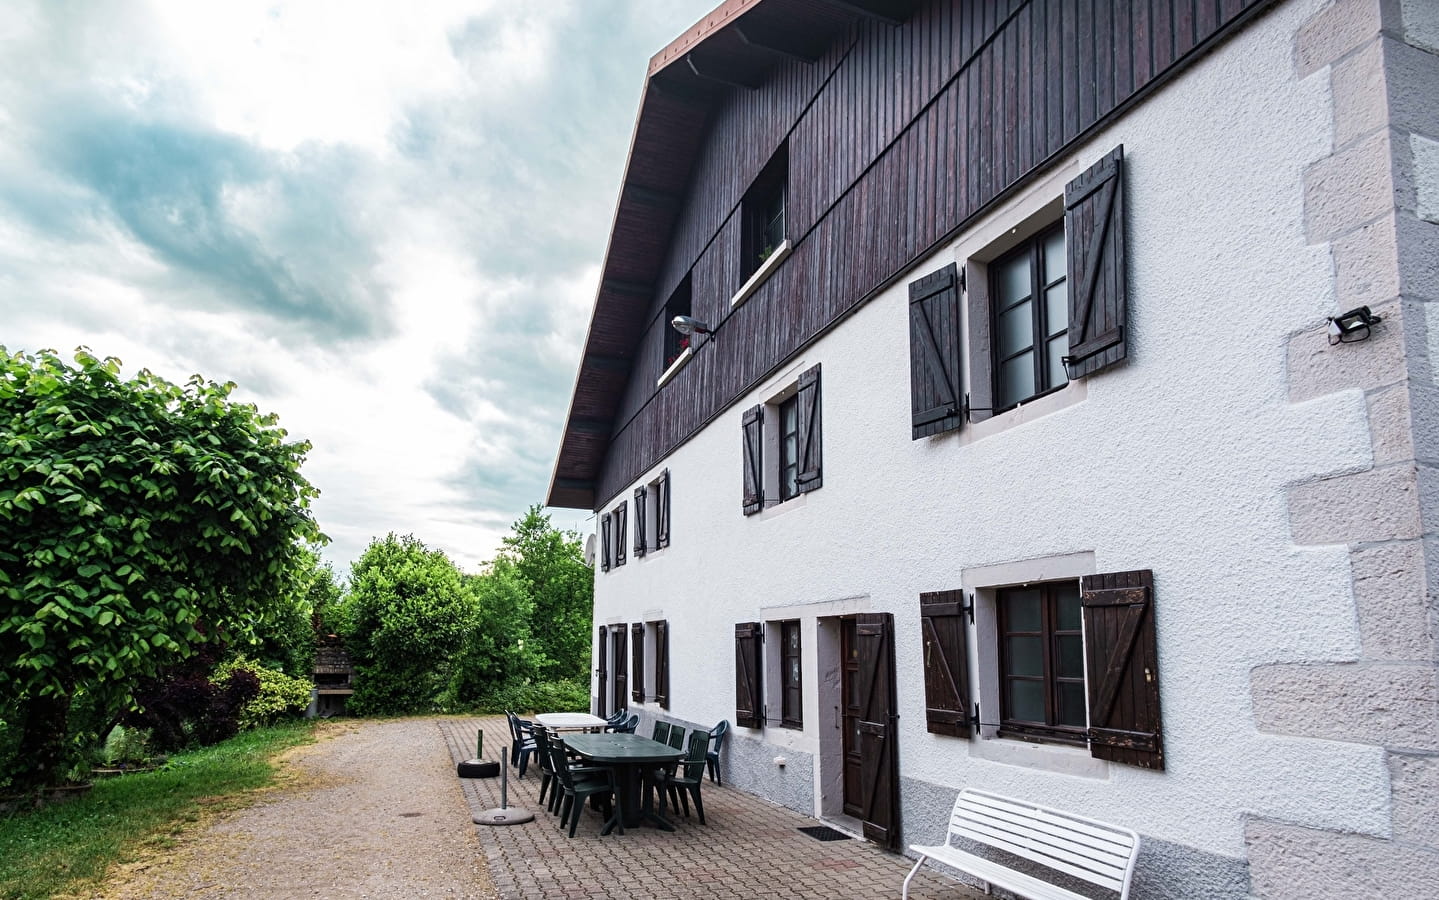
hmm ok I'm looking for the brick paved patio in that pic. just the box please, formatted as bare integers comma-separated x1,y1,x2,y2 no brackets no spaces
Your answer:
439,717,980,900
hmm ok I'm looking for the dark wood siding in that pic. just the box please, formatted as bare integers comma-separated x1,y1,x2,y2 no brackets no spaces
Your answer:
593,0,1273,505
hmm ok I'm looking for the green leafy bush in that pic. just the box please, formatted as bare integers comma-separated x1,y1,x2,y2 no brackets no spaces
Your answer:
337,534,476,715
100,725,153,767
442,558,544,708
215,658,312,729
473,678,589,715
0,347,323,788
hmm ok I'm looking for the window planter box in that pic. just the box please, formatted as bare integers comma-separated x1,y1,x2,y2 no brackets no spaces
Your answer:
730,239,793,309
656,346,694,388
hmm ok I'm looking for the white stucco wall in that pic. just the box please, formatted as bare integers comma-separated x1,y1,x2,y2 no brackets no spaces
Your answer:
592,0,1388,861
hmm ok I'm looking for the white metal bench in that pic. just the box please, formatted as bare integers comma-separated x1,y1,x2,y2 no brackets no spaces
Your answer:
902,789,1140,900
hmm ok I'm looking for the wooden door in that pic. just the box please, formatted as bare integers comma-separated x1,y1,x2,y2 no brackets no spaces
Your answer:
841,618,863,817
855,613,901,850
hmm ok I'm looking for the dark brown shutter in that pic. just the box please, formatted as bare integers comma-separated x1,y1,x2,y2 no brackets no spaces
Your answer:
1064,145,1128,378
1082,569,1164,770
633,486,647,558
656,470,671,549
631,622,646,703
796,364,823,493
654,619,670,709
734,622,763,728
855,613,901,850
920,590,971,737
909,265,964,439
614,501,627,567
741,406,764,515
595,625,608,717
599,513,611,572
612,625,628,710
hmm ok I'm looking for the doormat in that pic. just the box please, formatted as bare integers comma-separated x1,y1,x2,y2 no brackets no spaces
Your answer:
798,825,852,842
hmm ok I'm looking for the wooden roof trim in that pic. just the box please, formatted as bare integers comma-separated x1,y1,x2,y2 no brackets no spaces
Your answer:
648,0,766,76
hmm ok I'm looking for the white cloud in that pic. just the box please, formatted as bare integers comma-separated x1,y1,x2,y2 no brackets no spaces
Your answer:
0,0,718,575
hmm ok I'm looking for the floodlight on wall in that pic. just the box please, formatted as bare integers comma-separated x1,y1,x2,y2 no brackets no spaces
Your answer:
1327,306,1381,345
671,315,713,336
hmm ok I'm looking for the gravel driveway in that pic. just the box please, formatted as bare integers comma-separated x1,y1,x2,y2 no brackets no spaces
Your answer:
91,718,498,899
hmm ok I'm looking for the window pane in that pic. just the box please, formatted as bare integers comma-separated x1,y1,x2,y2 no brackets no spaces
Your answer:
1045,336,1069,390
1054,584,1082,629
1000,351,1036,407
763,203,785,252
996,253,1031,305
1057,681,1086,728
1056,634,1084,679
781,398,798,499
1006,636,1043,677
998,301,1034,356
1044,282,1067,334
1009,679,1045,722
1003,588,1041,631
1043,228,1065,283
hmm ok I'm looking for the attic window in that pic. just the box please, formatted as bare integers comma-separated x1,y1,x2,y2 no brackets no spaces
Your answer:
665,276,693,370
742,143,787,282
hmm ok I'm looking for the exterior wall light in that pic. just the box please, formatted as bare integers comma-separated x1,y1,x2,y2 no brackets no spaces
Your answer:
1327,306,1381,345
671,316,713,336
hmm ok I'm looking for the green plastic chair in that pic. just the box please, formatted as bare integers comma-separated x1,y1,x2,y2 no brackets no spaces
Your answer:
652,721,671,744
667,726,685,750
656,729,710,825
706,720,729,785
548,741,622,837
531,728,560,815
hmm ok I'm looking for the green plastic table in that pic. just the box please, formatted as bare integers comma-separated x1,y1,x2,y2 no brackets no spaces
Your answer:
563,733,683,833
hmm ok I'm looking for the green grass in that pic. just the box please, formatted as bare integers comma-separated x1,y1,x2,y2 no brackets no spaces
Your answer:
0,720,316,900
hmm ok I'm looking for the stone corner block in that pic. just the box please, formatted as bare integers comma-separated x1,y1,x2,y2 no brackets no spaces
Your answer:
1332,38,1387,149
1288,464,1420,546
1295,0,1384,78
1399,0,1439,56
1365,383,1415,465
1246,818,1439,898
1412,133,1439,225
1251,661,1438,751
1389,752,1439,847
1395,212,1439,300
1384,38,1439,143
1305,132,1396,243
1351,540,1437,661
1286,302,1405,402
1332,216,1401,306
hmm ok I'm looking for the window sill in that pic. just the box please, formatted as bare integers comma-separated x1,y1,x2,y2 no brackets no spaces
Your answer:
962,379,1086,446
730,239,793,309
655,346,694,388
969,733,1109,780
753,492,807,521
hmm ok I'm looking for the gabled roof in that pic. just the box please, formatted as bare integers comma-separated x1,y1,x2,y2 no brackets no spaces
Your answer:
547,0,920,510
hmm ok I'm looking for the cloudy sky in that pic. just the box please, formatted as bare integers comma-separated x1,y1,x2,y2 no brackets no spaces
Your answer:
0,0,714,573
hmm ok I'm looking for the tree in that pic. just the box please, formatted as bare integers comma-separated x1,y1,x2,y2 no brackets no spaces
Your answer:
493,506,592,680
444,558,544,706
338,534,475,715
0,348,323,788
245,545,338,677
